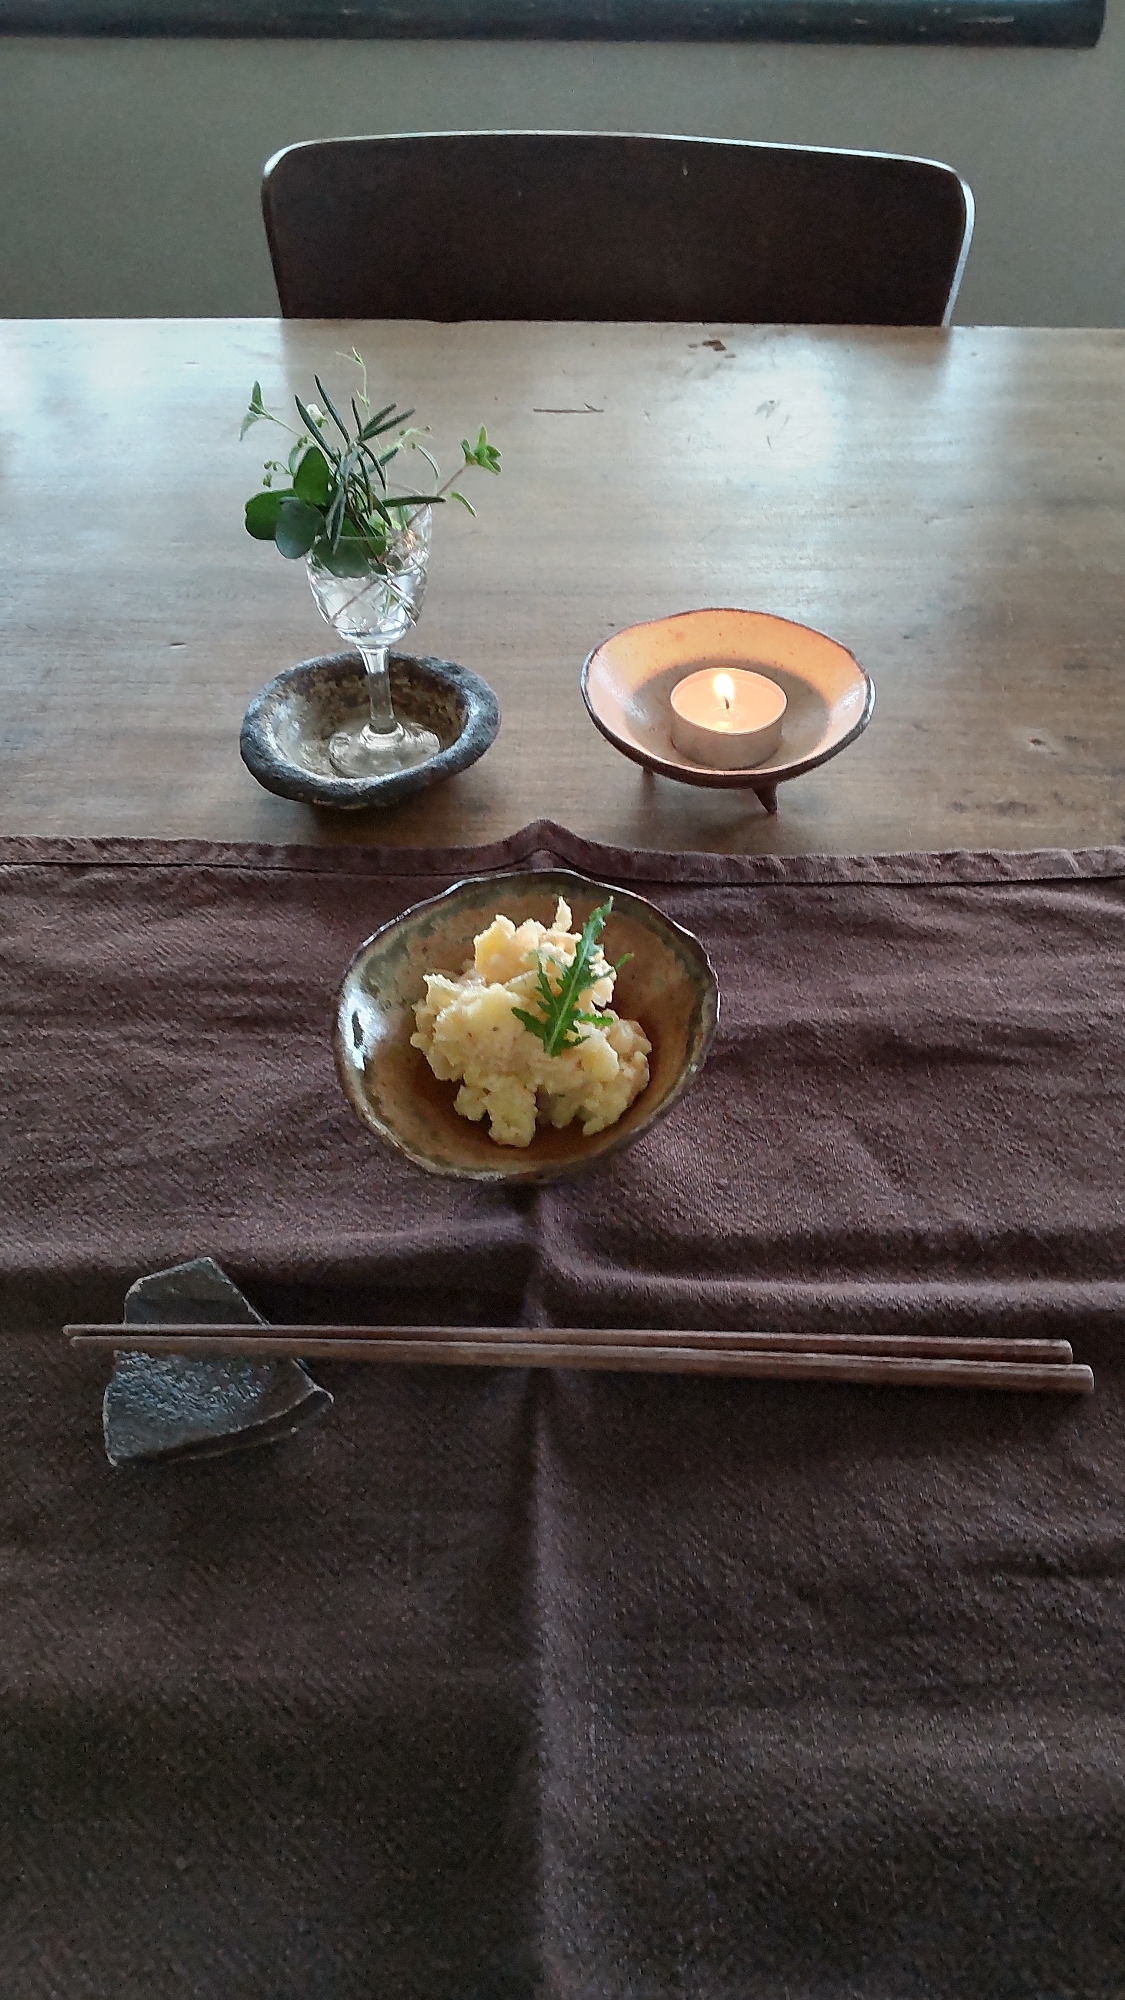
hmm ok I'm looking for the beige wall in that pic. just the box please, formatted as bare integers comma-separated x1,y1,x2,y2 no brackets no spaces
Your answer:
0,12,1121,323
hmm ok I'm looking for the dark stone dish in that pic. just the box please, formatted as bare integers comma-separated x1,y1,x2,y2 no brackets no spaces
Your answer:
239,648,501,810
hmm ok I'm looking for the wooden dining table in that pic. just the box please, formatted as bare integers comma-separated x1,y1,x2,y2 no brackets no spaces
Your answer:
3,316,1124,857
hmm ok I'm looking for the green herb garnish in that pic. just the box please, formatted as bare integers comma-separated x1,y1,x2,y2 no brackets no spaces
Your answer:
512,901,629,1059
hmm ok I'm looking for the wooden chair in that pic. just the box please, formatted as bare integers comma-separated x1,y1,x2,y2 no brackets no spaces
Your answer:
262,131,974,326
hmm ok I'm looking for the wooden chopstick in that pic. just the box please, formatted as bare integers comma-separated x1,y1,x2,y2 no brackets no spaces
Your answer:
66,1326,1093,1394
66,1324,1076,1363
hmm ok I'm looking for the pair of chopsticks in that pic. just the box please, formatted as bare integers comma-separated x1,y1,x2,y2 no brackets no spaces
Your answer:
66,1324,1093,1394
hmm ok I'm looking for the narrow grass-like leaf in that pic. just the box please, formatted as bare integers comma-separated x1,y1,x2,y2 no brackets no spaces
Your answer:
365,406,414,440
294,397,339,466
313,375,352,446
359,402,399,441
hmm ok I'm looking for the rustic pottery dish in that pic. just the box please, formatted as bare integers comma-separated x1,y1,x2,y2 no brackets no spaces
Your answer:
240,649,500,809
333,869,719,1185
582,607,874,815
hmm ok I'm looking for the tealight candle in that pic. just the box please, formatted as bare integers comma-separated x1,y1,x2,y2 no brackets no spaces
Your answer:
669,668,787,770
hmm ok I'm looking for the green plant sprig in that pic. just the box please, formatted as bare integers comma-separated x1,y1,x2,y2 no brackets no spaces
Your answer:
241,351,500,576
512,902,630,1059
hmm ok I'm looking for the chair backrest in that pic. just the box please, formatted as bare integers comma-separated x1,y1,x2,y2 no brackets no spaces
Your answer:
262,131,974,327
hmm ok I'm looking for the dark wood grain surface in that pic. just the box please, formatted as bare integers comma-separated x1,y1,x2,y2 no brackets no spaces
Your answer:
3,317,1124,856
0,0,1102,41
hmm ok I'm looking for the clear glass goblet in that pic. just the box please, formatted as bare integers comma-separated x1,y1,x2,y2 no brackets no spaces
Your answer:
307,507,440,780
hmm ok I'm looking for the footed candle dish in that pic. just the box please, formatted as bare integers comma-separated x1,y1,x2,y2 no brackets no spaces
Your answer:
583,607,874,815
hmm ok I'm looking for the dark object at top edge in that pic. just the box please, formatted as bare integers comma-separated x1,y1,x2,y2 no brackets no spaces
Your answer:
0,0,1103,44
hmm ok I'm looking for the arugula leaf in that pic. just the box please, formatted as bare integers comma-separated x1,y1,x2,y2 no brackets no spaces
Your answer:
512,901,620,1058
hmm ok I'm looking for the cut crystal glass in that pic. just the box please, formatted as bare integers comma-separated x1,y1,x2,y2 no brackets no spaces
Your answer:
307,507,440,780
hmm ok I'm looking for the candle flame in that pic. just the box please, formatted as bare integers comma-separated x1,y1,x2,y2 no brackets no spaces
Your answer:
713,673,736,711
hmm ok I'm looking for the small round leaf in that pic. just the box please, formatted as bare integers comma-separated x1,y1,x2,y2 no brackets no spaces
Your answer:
274,496,325,560
293,445,333,509
245,489,291,540
313,531,375,577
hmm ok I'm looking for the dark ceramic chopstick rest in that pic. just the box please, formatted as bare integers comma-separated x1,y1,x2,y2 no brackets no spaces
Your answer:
102,1256,331,1466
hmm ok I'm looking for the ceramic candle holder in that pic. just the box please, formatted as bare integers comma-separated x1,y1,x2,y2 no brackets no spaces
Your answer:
581,608,875,815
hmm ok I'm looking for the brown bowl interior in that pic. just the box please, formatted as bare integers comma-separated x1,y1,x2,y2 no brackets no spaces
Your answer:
583,607,873,790
334,871,718,1184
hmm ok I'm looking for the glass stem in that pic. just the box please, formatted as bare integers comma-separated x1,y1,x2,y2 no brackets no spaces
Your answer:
359,645,398,737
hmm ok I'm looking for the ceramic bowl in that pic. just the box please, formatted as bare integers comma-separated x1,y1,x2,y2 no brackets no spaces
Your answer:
240,649,500,810
333,869,719,1185
582,607,874,815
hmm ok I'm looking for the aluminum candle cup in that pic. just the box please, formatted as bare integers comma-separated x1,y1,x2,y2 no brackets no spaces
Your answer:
669,668,787,770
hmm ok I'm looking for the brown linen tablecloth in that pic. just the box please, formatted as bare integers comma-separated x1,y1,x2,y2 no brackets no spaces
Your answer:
2,819,1125,1998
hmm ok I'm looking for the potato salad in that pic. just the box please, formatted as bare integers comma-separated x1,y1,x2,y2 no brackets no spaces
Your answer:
411,899,651,1148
